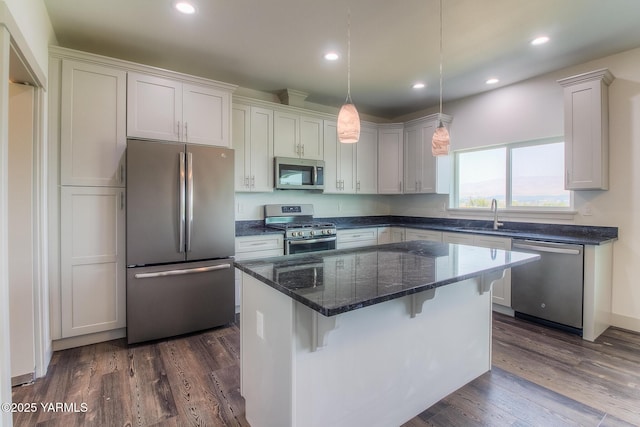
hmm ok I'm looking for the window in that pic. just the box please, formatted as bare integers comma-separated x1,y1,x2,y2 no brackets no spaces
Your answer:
454,138,570,209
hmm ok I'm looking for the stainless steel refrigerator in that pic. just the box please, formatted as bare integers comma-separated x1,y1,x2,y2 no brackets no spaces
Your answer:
126,139,235,344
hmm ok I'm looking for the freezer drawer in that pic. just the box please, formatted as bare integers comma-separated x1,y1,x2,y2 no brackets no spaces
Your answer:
127,259,234,344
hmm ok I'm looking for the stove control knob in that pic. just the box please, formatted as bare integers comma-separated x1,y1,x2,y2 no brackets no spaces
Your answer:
310,230,316,236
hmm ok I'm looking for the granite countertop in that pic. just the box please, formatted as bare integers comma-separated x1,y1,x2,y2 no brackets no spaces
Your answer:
236,216,618,245
234,240,539,316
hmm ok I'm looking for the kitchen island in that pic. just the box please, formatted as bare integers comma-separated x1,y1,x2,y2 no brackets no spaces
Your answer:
234,241,539,427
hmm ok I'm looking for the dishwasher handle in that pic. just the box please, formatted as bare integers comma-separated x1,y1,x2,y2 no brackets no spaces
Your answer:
512,241,581,255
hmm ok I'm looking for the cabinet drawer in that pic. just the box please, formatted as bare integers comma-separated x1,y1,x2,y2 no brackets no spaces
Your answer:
236,235,284,254
337,228,378,243
405,229,442,242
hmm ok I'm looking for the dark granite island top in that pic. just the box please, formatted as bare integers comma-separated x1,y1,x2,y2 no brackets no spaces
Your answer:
234,240,539,317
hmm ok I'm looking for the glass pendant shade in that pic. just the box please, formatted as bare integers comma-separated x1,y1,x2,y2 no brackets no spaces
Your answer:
337,102,360,143
432,122,450,156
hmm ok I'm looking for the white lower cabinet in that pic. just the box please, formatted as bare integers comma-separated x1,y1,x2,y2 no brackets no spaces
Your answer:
60,186,126,337
405,229,443,242
442,232,512,308
234,234,284,312
378,227,406,244
337,228,379,249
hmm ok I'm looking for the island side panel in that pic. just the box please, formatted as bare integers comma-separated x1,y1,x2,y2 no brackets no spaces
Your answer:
241,272,295,427
292,276,492,427
241,270,493,427
583,243,613,341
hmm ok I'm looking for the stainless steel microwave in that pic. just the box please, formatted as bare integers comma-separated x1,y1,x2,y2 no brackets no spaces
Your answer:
274,157,324,190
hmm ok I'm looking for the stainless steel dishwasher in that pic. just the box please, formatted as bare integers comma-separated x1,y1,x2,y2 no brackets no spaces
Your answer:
511,239,584,335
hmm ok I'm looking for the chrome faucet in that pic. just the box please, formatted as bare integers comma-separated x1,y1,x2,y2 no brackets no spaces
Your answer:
491,199,503,230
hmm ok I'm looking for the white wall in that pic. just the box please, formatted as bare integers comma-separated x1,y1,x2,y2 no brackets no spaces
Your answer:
1,2,55,423
389,47,640,332
235,191,389,220
3,0,54,76
8,82,35,382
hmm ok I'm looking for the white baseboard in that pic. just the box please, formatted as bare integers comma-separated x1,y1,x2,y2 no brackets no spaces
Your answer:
610,313,640,334
52,328,126,351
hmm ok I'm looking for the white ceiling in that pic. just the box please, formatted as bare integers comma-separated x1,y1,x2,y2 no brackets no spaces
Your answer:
43,0,640,119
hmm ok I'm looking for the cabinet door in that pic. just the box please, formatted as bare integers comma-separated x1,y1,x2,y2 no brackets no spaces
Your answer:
300,116,324,160
403,125,420,194
127,72,182,141
323,121,340,193
182,83,230,147
419,121,437,193
356,125,378,193
378,126,404,194
419,121,451,194
563,79,608,190
249,107,274,192
273,110,300,157
60,187,126,337
339,138,357,193
232,104,251,191
472,235,512,307
60,60,126,187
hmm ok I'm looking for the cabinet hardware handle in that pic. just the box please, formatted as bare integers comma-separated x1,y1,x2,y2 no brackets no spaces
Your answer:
186,152,194,252
179,152,186,252
245,176,250,187
251,175,255,188
177,121,181,139
185,121,188,141
120,191,125,210
134,263,231,279
357,181,361,191
399,181,402,192
302,144,305,156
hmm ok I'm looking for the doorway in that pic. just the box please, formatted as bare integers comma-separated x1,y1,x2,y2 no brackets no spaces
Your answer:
8,81,36,386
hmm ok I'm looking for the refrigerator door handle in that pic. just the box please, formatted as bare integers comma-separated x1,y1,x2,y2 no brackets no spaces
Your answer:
179,152,186,253
186,152,194,252
134,263,232,279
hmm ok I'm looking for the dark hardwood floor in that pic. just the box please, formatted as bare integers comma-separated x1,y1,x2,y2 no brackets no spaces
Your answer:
12,313,640,426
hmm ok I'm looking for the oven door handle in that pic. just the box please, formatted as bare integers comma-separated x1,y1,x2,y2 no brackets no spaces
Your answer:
288,237,337,245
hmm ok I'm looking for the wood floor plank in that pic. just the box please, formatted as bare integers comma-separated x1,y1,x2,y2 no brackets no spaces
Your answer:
13,315,640,427
127,343,178,426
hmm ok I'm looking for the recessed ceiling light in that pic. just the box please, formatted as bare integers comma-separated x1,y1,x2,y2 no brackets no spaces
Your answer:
324,52,339,61
412,82,426,89
531,36,550,46
174,1,196,14
486,78,499,85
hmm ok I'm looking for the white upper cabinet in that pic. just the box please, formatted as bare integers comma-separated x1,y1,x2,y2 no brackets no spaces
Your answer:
323,120,377,194
377,124,404,194
558,69,613,190
127,72,231,146
356,124,378,194
274,110,323,160
60,59,126,187
403,114,452,194
232,103,274,192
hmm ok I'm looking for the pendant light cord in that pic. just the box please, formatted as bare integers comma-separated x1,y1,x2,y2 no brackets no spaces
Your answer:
346,9,353,104
438,0,443,118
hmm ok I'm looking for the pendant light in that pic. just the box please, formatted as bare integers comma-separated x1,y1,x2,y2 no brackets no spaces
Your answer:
432,0,450,156
337,9,360,143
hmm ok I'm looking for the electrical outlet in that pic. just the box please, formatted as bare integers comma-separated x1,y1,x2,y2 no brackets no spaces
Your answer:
583,204,593,216
256,310,264,339
338,202,342,212
237,202,244,213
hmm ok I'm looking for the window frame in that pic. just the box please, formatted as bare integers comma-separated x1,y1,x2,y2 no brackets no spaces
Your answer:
452,136,573,211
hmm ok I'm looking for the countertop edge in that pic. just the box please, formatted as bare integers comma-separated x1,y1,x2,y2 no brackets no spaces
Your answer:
236,217,618,245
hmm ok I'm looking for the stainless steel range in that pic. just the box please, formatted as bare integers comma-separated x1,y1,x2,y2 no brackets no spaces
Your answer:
264,204,337,255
